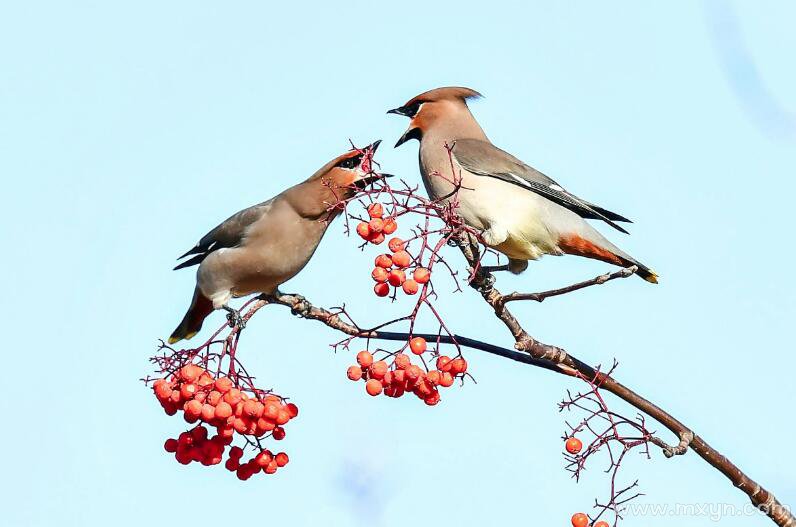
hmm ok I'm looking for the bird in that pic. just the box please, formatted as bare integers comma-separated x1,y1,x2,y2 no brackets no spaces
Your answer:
168,140,384,344
387,87,657,283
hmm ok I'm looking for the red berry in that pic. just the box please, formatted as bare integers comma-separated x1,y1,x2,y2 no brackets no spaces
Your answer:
201,403,216,421
424,391,441,406
571,513,589,527
426,370,441,385
214,377,233,393
275,452,289,467
184,399,202,419
409,337,427,355
214,401,233,419
413,267,431,284
402,279,418,295
382,217,398,234
153,380,172,400
394,353,410,369
565,437,583,455
272,427,286,440
369,360,388,380
367,203,383,219
225,458,240,471
436,356,452,371
356,351,374,368
388,237,405,252
229,446,244,459
365,379,383,396
387,269,406,287
223,388,242,405
450,357,468,375
179,364,203,383
594,522,609,527
374,254,393,268
285,403,299,418
164,438,178,453
356,222,370,239
180,383,198,400
439,371,454,387
371,267,389,283
347,365,363,381
368,232,385,245
368,218,384,234
264,460,278,474
374,283,390,297
254,450,273,467
275,408,291,425
263,402,280,420
391,250,411,268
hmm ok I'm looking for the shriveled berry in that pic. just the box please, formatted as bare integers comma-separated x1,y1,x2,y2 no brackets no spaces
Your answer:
369,360,388,380
450,357,468,375
214,376,233,393
394,353,410,369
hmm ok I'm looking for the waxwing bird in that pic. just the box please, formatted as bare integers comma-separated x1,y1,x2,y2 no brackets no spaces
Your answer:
168,141,384,344
388,87,657,283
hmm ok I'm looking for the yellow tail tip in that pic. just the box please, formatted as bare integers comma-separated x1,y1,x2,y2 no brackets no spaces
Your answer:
167,336,180,345
645,271,659,284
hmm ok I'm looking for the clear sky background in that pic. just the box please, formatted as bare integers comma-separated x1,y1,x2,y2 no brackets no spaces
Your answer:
2,1,794,526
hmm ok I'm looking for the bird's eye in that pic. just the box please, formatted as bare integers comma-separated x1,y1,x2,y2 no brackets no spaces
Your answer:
403,102,421,118
337,155,361,169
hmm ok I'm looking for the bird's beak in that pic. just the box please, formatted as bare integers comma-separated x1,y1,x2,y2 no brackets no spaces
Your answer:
394,127,421,148
368,139,382,152
387,106,411,116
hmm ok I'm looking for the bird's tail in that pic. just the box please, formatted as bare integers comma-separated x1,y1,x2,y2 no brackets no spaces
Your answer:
168,287,214,344
558,234,658,284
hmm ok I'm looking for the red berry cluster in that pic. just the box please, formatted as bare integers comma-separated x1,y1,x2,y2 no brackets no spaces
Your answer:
152,363,296,479
345,338,468,405
570,512,607,527
356,203,397,245
355,202,433,298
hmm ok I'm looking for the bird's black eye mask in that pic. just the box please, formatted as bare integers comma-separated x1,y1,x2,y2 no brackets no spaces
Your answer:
336,154,363,169
387,101,423,118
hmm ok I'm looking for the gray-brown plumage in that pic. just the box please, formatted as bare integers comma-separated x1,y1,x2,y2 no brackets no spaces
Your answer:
169,141,382,344
388,87,657,283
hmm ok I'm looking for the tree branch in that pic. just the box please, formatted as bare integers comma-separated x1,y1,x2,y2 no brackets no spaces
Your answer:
249,234,795,526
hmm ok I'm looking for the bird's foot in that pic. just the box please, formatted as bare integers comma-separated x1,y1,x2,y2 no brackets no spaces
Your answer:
222,305,246,330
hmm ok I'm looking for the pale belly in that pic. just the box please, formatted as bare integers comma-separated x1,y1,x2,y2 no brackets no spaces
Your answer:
421,153,563,261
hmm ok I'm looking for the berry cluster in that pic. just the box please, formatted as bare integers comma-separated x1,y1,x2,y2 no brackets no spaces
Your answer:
152,363,296,479
355,203,432,298
356,203,397,245
345,338,468,405
570,512,608,527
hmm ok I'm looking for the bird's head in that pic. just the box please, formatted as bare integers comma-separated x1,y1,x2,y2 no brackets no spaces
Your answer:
295,140,390,219
387,87,482,148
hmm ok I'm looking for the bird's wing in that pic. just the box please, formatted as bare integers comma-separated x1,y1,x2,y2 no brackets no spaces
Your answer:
451,138,631,234
174,199,273,270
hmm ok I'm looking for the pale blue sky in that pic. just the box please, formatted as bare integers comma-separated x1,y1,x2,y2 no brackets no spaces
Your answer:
1,1,794,526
